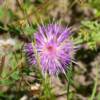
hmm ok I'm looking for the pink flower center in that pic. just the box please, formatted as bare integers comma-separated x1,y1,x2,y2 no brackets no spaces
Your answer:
44,44,57,56
47,46,54,52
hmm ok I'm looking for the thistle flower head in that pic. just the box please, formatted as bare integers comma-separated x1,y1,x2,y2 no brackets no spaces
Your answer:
25,23,75,75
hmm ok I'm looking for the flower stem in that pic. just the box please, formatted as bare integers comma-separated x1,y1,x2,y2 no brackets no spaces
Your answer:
67,80,70,100
89,65,98,100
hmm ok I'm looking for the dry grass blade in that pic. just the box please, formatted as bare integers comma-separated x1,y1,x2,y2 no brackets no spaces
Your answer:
0,55,5,76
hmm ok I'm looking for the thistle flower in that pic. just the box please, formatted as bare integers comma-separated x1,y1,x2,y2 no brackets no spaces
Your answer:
25,23,75,75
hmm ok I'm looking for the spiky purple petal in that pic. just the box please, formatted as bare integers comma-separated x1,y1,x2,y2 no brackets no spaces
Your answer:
24,23,75,75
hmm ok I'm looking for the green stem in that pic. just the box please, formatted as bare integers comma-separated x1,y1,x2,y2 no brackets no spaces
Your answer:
89,65,98,100
41,74,55,100
65,63,73,100
67,80,70,100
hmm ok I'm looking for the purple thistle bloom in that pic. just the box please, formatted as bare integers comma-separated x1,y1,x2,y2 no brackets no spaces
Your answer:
25,23,75,75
